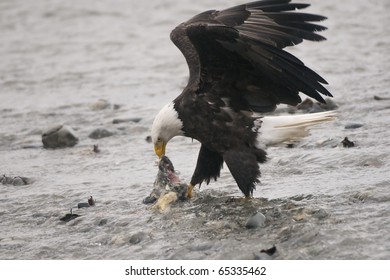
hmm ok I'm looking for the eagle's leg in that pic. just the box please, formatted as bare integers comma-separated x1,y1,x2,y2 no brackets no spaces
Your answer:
189,144,224,199
187,184,194,199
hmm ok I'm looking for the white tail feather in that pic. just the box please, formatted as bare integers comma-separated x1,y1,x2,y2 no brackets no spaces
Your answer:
259,111,337,146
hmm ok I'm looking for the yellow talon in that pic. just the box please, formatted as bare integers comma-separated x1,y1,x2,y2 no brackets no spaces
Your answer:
187,184,194,199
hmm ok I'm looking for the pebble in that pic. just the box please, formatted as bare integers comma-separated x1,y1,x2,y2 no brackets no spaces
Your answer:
90,99,111,111
42,125,78,149
77,202,90,209
88,128,114,139
374,95,390,101
260,245,277,256
344,123,363,129
341,137,355,148
10,177,25,186
245,212,266,228
112,118,142,124
129,232,145,245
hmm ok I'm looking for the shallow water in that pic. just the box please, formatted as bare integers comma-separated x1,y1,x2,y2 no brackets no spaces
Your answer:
0,0,389,259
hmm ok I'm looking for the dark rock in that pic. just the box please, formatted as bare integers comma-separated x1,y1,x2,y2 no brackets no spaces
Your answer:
60,209,80,222
42,125,78,149
260,245,277,256
1,175,31,186
112,118,142,124
145,135,152,143
286,143,294,148
344,123,363,129
143,195,158,204
245,212,266,228
88,128,114,139
1,175,13,185
129,232,145,244
77,202,90,209
78,196,95,208
341,137,355,148
313,209,329,220
11,177,25,186
374,95,390,101
92,145,100,153
21,145,41,149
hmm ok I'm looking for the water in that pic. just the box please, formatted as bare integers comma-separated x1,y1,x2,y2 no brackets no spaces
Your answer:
0,0,389,259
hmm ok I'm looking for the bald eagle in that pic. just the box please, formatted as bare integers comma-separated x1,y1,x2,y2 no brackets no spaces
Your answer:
151,0,335,198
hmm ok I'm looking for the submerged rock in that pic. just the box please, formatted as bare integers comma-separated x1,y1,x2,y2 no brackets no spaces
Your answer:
129,232,145,245
42,125,78,149
88,128,114,139
245,212,266,228
112,117,142,124
344,123,363,129
90,99,111,110
1,175,32,186
145,135,152,143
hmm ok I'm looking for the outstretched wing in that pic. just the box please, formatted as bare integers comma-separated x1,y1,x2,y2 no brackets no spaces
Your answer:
170,0,332,113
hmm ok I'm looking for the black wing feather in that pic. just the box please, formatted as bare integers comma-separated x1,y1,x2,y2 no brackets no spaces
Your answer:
171,0,332,112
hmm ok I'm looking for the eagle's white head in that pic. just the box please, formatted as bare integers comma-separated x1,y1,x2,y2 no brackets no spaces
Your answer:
151,102,184,157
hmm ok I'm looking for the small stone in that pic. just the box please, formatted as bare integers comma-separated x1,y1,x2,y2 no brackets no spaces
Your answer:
129,232,145,245
42,125,78,149
344,123,363,129
1,176,15,185
145,135,152,143
12,177,25,186
286,143,294,148
313,209,329,220
92,145,100,153
374,95,390,101
112,118,142,124
90,99,110,110
341,137,355,148
260,245,277,256
143,195,157,204
88,128,114,139
77,202,90,209
245,212,266,228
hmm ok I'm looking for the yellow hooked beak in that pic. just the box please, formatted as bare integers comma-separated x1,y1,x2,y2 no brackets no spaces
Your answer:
154,140,166,158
